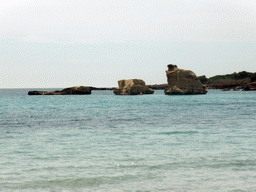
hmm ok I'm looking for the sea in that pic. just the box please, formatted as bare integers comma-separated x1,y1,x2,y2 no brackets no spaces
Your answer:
1,89,256,192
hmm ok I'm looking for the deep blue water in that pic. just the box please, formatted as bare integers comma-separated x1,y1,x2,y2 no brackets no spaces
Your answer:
1,89,256,191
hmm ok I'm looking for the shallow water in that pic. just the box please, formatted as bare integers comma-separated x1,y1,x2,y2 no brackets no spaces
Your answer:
1,89,256,191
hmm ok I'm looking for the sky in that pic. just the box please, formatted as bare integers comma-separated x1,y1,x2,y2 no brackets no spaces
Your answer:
0,0,256,88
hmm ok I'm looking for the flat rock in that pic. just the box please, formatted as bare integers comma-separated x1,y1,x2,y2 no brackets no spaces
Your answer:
28,86,92,95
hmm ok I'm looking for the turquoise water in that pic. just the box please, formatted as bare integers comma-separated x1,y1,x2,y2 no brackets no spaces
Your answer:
1,89,256,191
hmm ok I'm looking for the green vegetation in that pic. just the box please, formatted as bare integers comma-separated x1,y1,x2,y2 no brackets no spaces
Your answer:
198,71,256,84
198,75,208,84
251,73,256,82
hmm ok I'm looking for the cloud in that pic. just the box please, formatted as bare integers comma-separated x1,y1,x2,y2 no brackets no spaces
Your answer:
1,0,255,43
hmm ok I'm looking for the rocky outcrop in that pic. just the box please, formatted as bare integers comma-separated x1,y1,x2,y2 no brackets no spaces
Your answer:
165,64,207,95
114,79,154,95
28,86,92,95
243,82,256,91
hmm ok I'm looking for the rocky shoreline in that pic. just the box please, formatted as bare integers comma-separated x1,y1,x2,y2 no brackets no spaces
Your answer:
205,82,256,91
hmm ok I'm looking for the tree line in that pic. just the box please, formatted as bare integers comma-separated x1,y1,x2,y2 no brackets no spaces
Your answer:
198,71,256,84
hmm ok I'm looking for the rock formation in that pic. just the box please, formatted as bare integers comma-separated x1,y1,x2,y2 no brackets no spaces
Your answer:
165,64,207,95
113,79,154,95
28,86,92,95
243,82,256,91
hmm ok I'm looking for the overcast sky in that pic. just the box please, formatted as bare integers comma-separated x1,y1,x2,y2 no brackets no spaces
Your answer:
1,0,256,88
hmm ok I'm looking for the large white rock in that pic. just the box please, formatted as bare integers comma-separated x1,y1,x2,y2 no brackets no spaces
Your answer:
114,79,154,95
165,64,207,95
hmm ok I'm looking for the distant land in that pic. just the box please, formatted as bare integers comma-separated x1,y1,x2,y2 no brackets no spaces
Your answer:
147,71,256,91
198,71,256,90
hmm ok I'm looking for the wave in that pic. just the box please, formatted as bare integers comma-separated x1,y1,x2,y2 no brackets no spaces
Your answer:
1,173,155,191
158,131,198,135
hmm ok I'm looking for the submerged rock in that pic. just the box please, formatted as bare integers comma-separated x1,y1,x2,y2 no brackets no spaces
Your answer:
147,84,168,90
28,86,92,95
221,88,231,91
113,79,154,95
165,64,207,95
